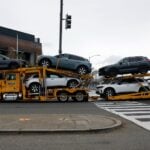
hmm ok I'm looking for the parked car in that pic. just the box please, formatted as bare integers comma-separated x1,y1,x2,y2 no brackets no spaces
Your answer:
99,56,150,77
96,77,150,99
25,73,80,93
0,54,26,69
37,53,92,75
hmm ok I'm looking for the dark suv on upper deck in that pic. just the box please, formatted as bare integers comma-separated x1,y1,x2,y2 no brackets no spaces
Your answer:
99,56,150,77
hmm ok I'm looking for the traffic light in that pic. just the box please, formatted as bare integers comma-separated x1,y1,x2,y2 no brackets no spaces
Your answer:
65,14,72,29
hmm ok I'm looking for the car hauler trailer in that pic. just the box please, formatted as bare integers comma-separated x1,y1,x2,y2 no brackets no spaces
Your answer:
0,67,92,102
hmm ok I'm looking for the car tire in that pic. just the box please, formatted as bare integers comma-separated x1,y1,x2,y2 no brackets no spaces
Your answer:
9,63,19,69
39,59,51,67
77,65,88,75
139,68,148,74
104,88,115,99
108,68,117,77
139,86,149,92
29,83,41,93
57,91,69,102
67,80,79,88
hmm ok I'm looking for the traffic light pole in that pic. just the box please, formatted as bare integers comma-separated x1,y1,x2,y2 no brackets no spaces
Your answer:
59,0,63,55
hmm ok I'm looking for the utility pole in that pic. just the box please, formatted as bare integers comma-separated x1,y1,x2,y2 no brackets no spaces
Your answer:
58,0,72,55
16,34,18,59
59,0,63,54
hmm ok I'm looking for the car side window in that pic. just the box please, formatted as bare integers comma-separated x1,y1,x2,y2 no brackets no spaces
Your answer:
68,55,84,61
62,54,69,59
47,74,63,78
120,58,129,64
135,57,143,62
50,75,59,78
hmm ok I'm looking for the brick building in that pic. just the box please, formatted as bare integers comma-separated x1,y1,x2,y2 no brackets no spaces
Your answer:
0,26,42,65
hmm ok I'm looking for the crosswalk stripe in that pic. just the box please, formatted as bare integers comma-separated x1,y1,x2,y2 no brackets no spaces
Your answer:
94,101,150,131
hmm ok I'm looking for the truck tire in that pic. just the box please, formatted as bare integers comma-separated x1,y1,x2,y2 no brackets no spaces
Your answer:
57,91,69,102
73,91,88,102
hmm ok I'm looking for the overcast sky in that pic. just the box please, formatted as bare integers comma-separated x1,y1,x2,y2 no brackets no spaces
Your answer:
0,0,150,68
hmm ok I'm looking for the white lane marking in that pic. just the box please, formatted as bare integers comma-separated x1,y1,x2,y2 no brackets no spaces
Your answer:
95,101,150,131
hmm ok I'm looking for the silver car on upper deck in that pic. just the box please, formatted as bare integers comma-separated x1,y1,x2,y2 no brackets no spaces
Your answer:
37,53,92,75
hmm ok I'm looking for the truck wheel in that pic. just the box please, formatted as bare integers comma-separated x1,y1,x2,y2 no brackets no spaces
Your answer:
73,91,88,102
29,83,41,93
57,91,69,102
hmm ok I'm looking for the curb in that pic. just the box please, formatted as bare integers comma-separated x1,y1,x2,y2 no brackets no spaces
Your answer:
0,117,122,134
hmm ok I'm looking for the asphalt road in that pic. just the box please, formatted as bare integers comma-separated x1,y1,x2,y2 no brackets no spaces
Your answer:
0,101,150,150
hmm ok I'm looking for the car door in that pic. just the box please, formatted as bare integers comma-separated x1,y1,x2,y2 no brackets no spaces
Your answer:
117,58,130,73
5,73,20,92
55,54,71,69
127,57,140,72
45,74,67,87
115,78,137,94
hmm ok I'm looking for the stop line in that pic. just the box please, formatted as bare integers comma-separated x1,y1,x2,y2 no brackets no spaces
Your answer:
94,101,150,131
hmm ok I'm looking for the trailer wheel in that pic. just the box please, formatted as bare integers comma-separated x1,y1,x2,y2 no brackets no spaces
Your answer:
57,91,69,102
73,91,88,102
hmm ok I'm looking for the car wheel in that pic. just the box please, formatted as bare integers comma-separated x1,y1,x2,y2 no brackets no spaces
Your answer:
139,87,149,92
104,88,115,99
67,80,79,88
77,66,88,75
108,68,117,77
39,59,51,67
29,83,41,93
139,68,148,74
57,91,69,102
9,63,19,69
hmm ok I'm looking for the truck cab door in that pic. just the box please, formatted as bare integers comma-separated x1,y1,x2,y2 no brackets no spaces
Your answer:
5,73,20,92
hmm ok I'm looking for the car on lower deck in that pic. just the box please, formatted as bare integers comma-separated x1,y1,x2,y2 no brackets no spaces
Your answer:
96,77,150,99
25,73,81,93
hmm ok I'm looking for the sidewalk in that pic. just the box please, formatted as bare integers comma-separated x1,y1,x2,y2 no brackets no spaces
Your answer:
0,114,122,133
